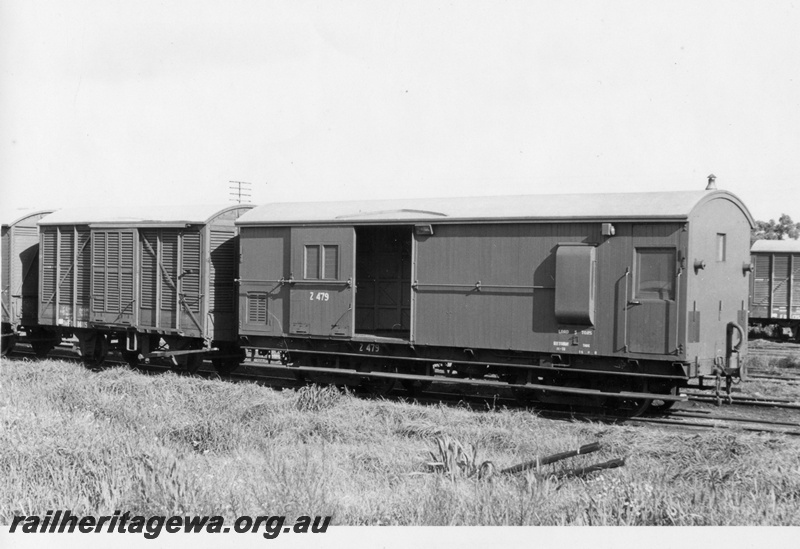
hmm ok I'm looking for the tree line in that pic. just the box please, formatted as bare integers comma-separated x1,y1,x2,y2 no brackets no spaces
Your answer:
751,214,800,241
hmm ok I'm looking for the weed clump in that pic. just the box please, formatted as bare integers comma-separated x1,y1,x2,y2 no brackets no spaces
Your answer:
294,384,346,412
395,421,443,439
424,435,495,480
164,421,233,454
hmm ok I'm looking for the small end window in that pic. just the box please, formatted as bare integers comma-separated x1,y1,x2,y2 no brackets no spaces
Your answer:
717,233,726,262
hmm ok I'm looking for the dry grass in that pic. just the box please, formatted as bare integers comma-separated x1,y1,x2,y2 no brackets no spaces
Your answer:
776,355,800,369
2,357,800,525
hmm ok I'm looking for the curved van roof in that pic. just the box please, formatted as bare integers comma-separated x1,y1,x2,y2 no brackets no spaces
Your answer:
751,239,800,253
2,210,55,229
39,204,252,227
237,190,754,227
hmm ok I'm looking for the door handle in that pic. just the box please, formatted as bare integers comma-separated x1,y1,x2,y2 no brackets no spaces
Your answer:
627,300,641,306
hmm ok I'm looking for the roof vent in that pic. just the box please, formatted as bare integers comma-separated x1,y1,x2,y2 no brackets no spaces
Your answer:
706,174,717,190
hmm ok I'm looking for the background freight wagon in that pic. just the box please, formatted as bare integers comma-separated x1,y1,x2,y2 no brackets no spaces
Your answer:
1,210,54,356
36,204,252,367
750,239,800,339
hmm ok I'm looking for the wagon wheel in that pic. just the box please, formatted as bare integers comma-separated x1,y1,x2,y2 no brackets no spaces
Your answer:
29,328,57,358
356,360,398,396
648,386,679,414
212,357,240,375
31,339,54,358
615,396,652,417
399,363,435,397
211,344,245,375
607,378,652,417
512,386,538,407
82,333,108,367
401,379,432,397
184,353,202,375
360,376,397,397
122,351,140,369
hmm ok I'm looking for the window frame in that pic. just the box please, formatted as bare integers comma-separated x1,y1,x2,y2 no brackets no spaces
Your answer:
634,247,676,301
716,233,726,262
304,243,339,280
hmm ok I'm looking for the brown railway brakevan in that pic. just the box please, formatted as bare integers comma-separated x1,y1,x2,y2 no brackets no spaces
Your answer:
236,184,753,413
750,239,800,340
34,204,252,370
1,210,54,356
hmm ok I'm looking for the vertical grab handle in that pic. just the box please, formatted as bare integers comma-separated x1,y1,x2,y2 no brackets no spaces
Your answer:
727,321,744,354
622,267,630,352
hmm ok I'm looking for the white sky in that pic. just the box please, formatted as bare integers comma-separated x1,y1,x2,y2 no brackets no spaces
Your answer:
1,0,799,224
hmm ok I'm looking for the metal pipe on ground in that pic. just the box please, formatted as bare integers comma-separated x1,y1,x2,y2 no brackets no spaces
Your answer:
501,442,601,475
554,458,626,479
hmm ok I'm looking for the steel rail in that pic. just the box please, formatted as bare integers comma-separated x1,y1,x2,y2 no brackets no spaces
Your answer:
626,415,800,436
686,395,800,410
668,410,800,428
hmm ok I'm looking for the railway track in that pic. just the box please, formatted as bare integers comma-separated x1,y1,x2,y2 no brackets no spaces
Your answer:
684,391,800,410
536,407,800,436
6,345,800,433
748,341,800,357
627,413,800,436
746,372,800,383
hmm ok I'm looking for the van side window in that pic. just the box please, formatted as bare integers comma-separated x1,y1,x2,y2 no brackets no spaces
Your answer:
636,248,675,300
305,244,339,279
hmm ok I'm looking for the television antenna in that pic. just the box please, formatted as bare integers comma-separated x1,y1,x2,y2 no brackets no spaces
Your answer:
229,181,252,204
